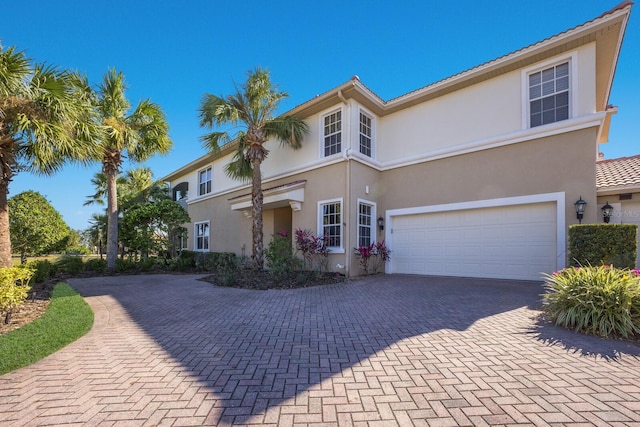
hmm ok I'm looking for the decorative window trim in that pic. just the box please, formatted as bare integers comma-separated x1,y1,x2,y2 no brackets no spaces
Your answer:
358,108,375,158
521,52,578,129
317,197,344,253
357,199,376,248
320,108,343,158
198,167,212,196
194,221,210,252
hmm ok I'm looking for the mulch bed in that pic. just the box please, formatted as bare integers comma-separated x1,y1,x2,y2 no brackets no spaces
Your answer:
0,281,54,336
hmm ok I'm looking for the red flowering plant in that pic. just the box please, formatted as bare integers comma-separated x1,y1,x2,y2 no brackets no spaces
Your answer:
294,228,330,272
354,240,391,275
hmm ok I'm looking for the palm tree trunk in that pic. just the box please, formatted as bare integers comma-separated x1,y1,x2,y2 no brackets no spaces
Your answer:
0,181,12,268
106,167,119,272
251,157,264,270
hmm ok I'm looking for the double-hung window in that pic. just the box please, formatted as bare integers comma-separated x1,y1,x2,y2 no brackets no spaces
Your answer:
528,62,570,127
359,111,373,157
323,111,342,156
198,167,212,196
318,199,342,249
195,222,209,251
357,200,375,247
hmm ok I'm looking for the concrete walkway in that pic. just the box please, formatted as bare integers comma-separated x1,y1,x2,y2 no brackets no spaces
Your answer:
1,274,639,426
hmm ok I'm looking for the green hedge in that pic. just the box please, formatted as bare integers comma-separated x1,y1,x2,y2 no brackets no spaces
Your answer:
569,224,638,269
174,250,237,272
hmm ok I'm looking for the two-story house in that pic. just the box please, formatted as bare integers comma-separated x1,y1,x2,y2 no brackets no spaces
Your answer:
163,2,632,281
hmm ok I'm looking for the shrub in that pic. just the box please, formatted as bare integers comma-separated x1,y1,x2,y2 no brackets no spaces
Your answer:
542,265,640,339
354,241,391,275
265,232,302,279
171,250,197,271
26,260,55,283
294,228,330,271
115,258,137,273
55,256,85,275
569,224,638,269
0,267,34,324
84,258,106,273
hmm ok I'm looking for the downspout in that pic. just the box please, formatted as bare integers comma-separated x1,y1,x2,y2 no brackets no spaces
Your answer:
338,90,351,276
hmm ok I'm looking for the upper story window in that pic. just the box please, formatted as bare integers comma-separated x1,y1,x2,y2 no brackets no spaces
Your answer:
323,111,342,156
318,198,342,250
359,111,373,157
528,62,570,128
198,167,212,196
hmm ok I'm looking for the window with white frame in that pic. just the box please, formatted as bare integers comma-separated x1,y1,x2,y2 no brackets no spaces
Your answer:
359,111,373,157
528,61,570,128
319,199,342,249
194,221,209,251
357,200,375,247
198,167,212,196
323,110,342,156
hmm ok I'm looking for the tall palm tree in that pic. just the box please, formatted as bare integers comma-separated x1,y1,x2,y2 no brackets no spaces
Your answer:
0,45,98,267
199,68,308,269
95,68,171,272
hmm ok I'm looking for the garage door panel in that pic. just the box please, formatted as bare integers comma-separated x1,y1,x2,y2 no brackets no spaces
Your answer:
391,202,557,281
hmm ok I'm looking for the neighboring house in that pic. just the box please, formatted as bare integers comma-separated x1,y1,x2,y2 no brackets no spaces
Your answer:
596,154,640,268
163,2,632,281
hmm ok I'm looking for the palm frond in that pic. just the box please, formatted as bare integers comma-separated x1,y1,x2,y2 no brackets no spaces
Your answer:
264,115,309,149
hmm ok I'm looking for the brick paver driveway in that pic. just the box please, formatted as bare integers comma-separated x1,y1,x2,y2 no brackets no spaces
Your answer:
1,274,639,426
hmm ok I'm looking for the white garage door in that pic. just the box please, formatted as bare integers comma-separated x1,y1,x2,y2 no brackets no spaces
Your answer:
390,202,557,281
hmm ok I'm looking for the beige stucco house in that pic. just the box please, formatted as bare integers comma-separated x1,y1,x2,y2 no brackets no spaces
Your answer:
596,154,640,267
163,2,632,281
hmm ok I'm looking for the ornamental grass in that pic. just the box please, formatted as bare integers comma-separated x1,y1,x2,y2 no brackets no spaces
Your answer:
542,265,640,339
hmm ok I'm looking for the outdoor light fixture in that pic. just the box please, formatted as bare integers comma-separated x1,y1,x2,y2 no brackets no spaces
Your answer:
377,216,384,231
602,202,614,223
575,197,587,224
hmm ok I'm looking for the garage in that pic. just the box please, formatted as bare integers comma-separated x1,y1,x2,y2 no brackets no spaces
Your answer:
387,195,564,281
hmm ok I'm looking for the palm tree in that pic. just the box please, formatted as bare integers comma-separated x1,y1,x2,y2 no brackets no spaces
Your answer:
0,45,98,267
199,68,308,269
95,68,172,272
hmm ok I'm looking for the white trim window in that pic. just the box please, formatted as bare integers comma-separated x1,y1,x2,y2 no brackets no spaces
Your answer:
323,110,342,157
359,111,373,157
357,200,376,247
198,167,212,196
528,61,570,128
194,221,210,251
318,198,343,250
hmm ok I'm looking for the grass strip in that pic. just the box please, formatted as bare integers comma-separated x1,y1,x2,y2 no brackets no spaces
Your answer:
0,283,93,375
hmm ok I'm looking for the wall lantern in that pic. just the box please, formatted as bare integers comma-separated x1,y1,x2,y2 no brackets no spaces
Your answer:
377,216,385,231
601,202,614,223
575,197,587,224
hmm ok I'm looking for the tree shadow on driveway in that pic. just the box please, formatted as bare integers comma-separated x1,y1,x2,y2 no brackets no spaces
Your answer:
69,273,640,424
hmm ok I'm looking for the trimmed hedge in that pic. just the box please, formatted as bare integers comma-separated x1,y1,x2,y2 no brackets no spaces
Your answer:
175,250,237,272
569,224,638,269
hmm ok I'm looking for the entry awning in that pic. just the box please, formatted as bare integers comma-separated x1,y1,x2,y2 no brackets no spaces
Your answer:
229,180,306,212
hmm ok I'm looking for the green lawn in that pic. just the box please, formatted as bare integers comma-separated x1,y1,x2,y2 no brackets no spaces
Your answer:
0,283,93,375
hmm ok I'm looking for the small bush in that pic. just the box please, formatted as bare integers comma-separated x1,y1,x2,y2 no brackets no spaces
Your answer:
0,267,34,324
569,224,638,269
26,260,55,283
84,258,106,273
542,266,640,339
172,250,196,271
55,256,85,275
115,258,137,273
266,233,302,279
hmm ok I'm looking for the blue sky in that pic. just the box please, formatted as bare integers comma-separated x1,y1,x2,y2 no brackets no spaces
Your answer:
2,0,639,231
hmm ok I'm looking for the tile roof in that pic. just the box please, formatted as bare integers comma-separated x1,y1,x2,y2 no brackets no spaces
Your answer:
596,154,640,191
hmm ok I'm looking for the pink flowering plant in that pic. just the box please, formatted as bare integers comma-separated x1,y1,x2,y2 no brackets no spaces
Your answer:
542,264,640,339
294,228,330,272
354,241,391,275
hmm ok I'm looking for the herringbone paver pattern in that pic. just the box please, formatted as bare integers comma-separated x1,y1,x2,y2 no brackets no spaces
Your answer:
1,274,639,426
